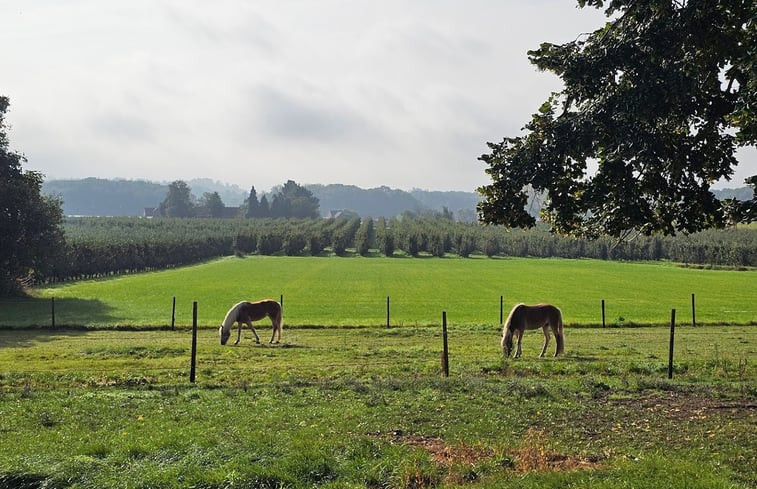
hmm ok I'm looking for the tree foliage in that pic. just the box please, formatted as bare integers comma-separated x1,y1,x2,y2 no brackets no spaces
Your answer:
270,180,320,219
0,96,64,295
198,191,225,218
478,0,756,240
159,180,195,217
26,215,755,285
243,186,262,218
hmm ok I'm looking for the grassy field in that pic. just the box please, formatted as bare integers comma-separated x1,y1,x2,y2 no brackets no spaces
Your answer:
0,257,755,487
1,256,756,327
0,324,754,488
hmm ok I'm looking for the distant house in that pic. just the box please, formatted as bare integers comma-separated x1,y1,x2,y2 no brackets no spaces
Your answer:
143,207,159,218
326,210,344,219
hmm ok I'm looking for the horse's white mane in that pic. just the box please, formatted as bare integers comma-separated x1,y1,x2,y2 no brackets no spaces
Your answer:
503,303,525,331
221,302,244,331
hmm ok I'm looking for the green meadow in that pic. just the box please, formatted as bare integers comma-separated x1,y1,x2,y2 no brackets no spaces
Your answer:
2,256,756,327
0,325,754,488
0,256,755,488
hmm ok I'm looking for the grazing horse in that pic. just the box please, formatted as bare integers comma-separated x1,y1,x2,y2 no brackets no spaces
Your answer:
501,303,564,358
219,300,283,345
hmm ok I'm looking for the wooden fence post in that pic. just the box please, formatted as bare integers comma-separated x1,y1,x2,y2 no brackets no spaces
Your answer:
171,296,176,331
500,296,504,325
441,311,449,377
51,297,55,328
386,296,390,328
691,293,696,327
601,299,606,328
190,301,198,383
668,309,676,380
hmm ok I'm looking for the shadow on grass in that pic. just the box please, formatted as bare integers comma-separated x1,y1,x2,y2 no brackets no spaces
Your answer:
0,472,48,489
0,297,116,328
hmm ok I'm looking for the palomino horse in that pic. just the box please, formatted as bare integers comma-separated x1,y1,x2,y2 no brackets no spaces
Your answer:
219,299,283,345
501,303,564,358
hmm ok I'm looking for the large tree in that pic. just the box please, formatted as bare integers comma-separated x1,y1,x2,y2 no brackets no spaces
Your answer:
478,0,755,240
270,180,320,219
159,180,195,217
0,96,64,295
198,191,225,218
243,186,261,218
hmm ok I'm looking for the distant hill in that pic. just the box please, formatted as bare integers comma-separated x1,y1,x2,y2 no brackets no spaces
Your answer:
305,184,478,219
42,178,248,216
42,177,751,221
43,178,167,216
42,178,483,219
712,186,753,201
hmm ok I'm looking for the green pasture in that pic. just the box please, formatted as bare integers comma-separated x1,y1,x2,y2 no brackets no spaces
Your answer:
2,256,756,327
0,256,755,486
0,325,754,488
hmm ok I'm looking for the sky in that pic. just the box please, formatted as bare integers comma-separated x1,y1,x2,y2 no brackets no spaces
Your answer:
1,1,754,193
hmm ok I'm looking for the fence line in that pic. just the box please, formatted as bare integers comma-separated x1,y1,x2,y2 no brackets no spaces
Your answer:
0,293,717,328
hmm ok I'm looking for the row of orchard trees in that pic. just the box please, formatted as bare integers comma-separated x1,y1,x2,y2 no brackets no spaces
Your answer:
43,215,757,283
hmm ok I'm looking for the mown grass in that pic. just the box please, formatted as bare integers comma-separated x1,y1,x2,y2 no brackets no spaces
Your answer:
0,325,754,488
2,256,756,327
0,256,754,487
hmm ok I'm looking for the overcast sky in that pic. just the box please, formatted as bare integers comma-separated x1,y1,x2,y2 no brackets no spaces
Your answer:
1,1,754,192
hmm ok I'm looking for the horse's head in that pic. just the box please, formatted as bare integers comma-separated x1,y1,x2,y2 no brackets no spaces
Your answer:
219,325,230,345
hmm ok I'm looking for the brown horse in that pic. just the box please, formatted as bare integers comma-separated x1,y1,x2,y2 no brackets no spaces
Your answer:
219,300,283,345
501,303,564,358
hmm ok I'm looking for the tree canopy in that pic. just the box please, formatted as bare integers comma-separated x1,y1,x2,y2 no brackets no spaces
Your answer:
0,96,64,295
159,180,195,217
243,186,263,218
478,0,756,240
270,180,320,219
198,191,225,218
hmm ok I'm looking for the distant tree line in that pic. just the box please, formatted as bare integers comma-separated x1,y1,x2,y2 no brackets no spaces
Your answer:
156,179,319,219
38,215,756,284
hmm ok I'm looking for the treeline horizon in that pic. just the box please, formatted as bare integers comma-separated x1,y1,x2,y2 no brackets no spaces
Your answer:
42,177,485,221
36,215,757,286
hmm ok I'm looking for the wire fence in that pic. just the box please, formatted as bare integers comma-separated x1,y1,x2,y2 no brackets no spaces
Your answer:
1,292,738,329
2,308,753,392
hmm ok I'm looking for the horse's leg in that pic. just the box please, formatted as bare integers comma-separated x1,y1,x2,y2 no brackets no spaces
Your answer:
247,321,261,343
553,321,564,356
539,325,550,357
515,329,524,358
269,317,278,344
234,321,243,345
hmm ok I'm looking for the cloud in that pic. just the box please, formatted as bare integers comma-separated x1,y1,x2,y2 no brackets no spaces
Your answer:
0,0,752,191
251,85,375,143
91,112,155,143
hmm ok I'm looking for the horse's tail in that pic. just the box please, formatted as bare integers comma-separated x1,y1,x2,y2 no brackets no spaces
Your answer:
555,308,565,355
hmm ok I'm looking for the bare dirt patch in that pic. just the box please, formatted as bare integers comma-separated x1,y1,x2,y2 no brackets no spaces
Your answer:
370,428,603,475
